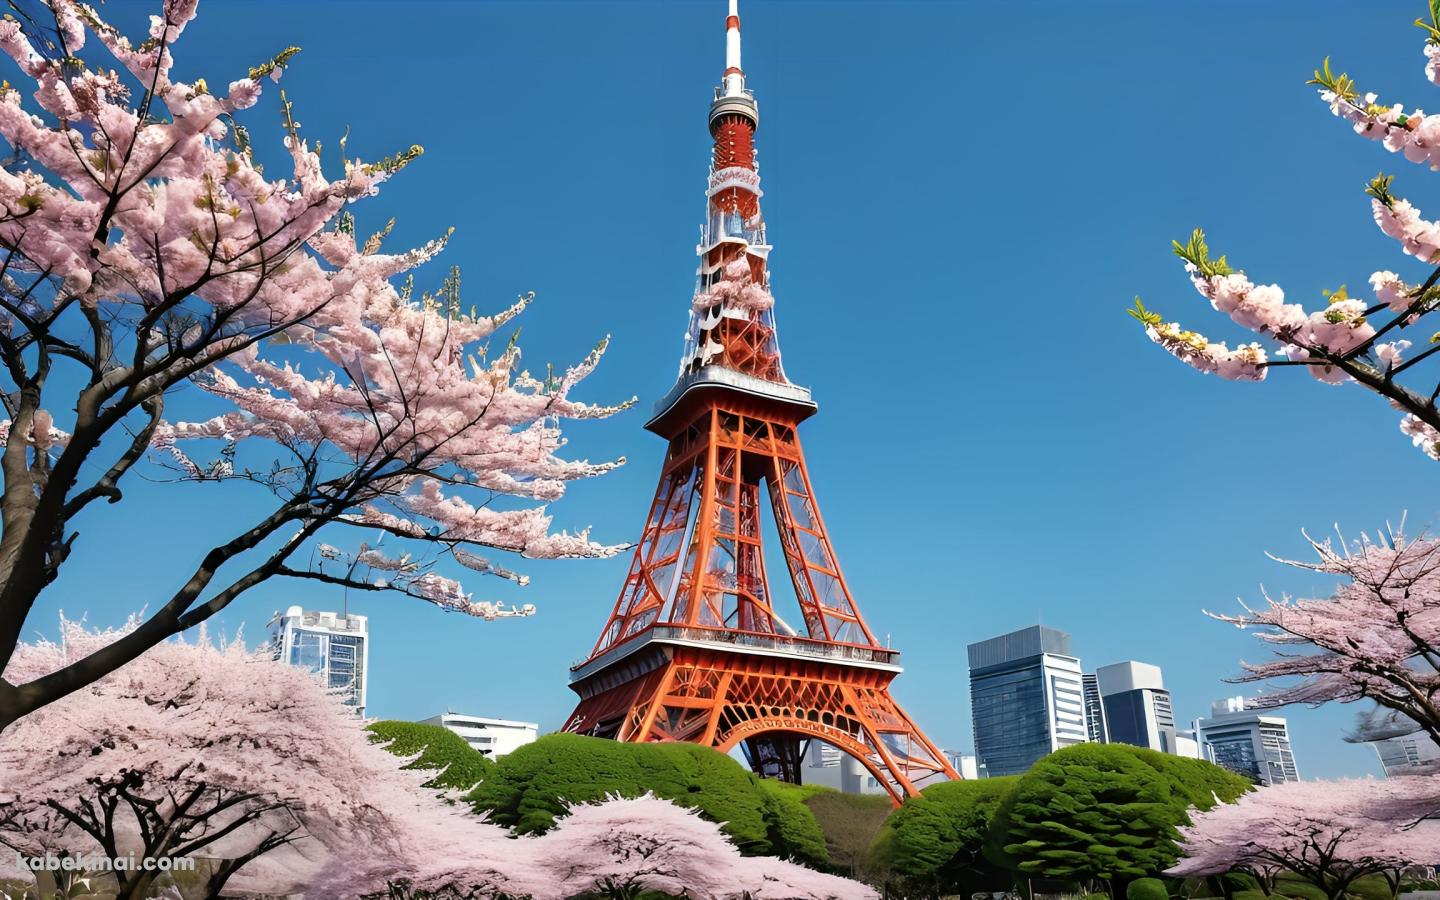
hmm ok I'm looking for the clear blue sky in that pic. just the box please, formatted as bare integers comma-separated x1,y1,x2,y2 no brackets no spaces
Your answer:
31,0,1440,780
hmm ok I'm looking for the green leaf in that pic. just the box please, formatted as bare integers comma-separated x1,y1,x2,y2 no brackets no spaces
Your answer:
1127,296,1162,328
1171,228,1233,278
1365,173,1396,206
1307,56,1358,102
1417,0,1440,44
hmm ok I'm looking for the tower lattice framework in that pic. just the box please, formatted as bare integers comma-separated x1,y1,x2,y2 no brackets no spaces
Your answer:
564,0,956,803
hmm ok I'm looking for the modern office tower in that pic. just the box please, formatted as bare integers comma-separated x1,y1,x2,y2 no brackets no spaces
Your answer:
269,605,369,716
1094,661,1177,753
420,712,539,759
1197,696,1300,785
1173,729,1203,760
1082,673,1109,743
941,750,984,780
1371,732,1440,776
967,625,1089,776
802,741,889,795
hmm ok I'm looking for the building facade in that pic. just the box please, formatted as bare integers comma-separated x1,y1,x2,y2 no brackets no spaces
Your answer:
270,605,369,716
1173,730,1203,760
803,741,889,795
1371,732,1440,776
1094,661,1177,753
1196,696,1300,785
421,713,539,759
1082,673,1109,743
941,750,983,780
968,626,1088,777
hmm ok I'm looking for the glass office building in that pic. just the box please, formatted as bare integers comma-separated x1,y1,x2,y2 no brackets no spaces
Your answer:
967,625,1088,776
270,605,370,716
1371,731,1440,776
1094,661,1177,753
1197,696,1300,785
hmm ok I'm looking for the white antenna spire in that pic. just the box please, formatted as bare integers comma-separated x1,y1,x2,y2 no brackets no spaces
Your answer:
723,0,745,98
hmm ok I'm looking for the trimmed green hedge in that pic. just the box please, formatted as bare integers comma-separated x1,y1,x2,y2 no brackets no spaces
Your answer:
466,733,827,865
758,778,831,866
367,720,495,792
869,776,1019,895
1128,876,1169,900
984,744,1250,887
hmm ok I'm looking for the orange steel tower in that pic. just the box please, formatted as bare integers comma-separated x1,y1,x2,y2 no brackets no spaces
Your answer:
563,0,957,803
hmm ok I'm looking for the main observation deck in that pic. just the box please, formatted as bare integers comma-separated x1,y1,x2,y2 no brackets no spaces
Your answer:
570,624,902,684
645,364,817,436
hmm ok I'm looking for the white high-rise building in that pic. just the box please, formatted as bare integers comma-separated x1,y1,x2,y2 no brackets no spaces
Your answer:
1173,729,1203,760
941,750,983,780
421,712,538,759
270,606,369,716
1094,661,1177,754
1371,732,1440,776
1196,696,1300,785
802,740,888,794
967,626,1089,776
1082,673,1109,743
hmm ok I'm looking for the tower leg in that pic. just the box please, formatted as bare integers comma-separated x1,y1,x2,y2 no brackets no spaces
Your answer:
741,734,809,783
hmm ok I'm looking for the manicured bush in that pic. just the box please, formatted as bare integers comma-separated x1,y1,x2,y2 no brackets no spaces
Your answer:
1130,747,1252,812
758,778,831,867
367,720,494,792
466,733,828,863
984,744,1192,887
1128,876,1170,900
870,775,1018,896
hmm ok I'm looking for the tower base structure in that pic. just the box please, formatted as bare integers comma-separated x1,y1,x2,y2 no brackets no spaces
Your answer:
565,629,954,803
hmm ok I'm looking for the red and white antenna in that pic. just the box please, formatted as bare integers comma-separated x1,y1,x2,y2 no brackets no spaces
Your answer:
723,0,745,98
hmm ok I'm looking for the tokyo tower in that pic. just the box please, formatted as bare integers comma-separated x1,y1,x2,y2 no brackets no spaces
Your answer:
563,0,957,802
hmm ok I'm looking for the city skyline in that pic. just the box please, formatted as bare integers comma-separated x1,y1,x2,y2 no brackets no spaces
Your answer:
28,0,1434,780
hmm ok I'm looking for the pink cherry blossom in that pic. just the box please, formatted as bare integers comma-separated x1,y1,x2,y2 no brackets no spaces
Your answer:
1170,777,1439,898
1209,528,1440,749
0,616,546,900
1135,19,1440,463
0,0,632,730
533,794,878,900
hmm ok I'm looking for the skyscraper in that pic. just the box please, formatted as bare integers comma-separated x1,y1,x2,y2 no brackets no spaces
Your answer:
1082,672,1108,743
1094,661,1177,753
967,626,1088,776
1196,696,1300,785
1370,731,1440,776
269,605,369,716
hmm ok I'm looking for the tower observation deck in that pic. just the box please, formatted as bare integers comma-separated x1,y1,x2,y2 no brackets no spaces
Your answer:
563,0,956,803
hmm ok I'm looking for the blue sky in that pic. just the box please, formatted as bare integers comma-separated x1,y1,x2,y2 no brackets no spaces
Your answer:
28,0,1440,780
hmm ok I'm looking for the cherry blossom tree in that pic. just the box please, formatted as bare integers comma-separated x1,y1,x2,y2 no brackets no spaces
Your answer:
1130,2,1440,462
0,0,632,731
0,617,547,900
1168,778,1439,900
531,794,878,900
1210,528,1440,748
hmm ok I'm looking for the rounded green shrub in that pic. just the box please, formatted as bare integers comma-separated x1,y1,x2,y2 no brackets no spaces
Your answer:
466,733,827,864
1128,876,1169,900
